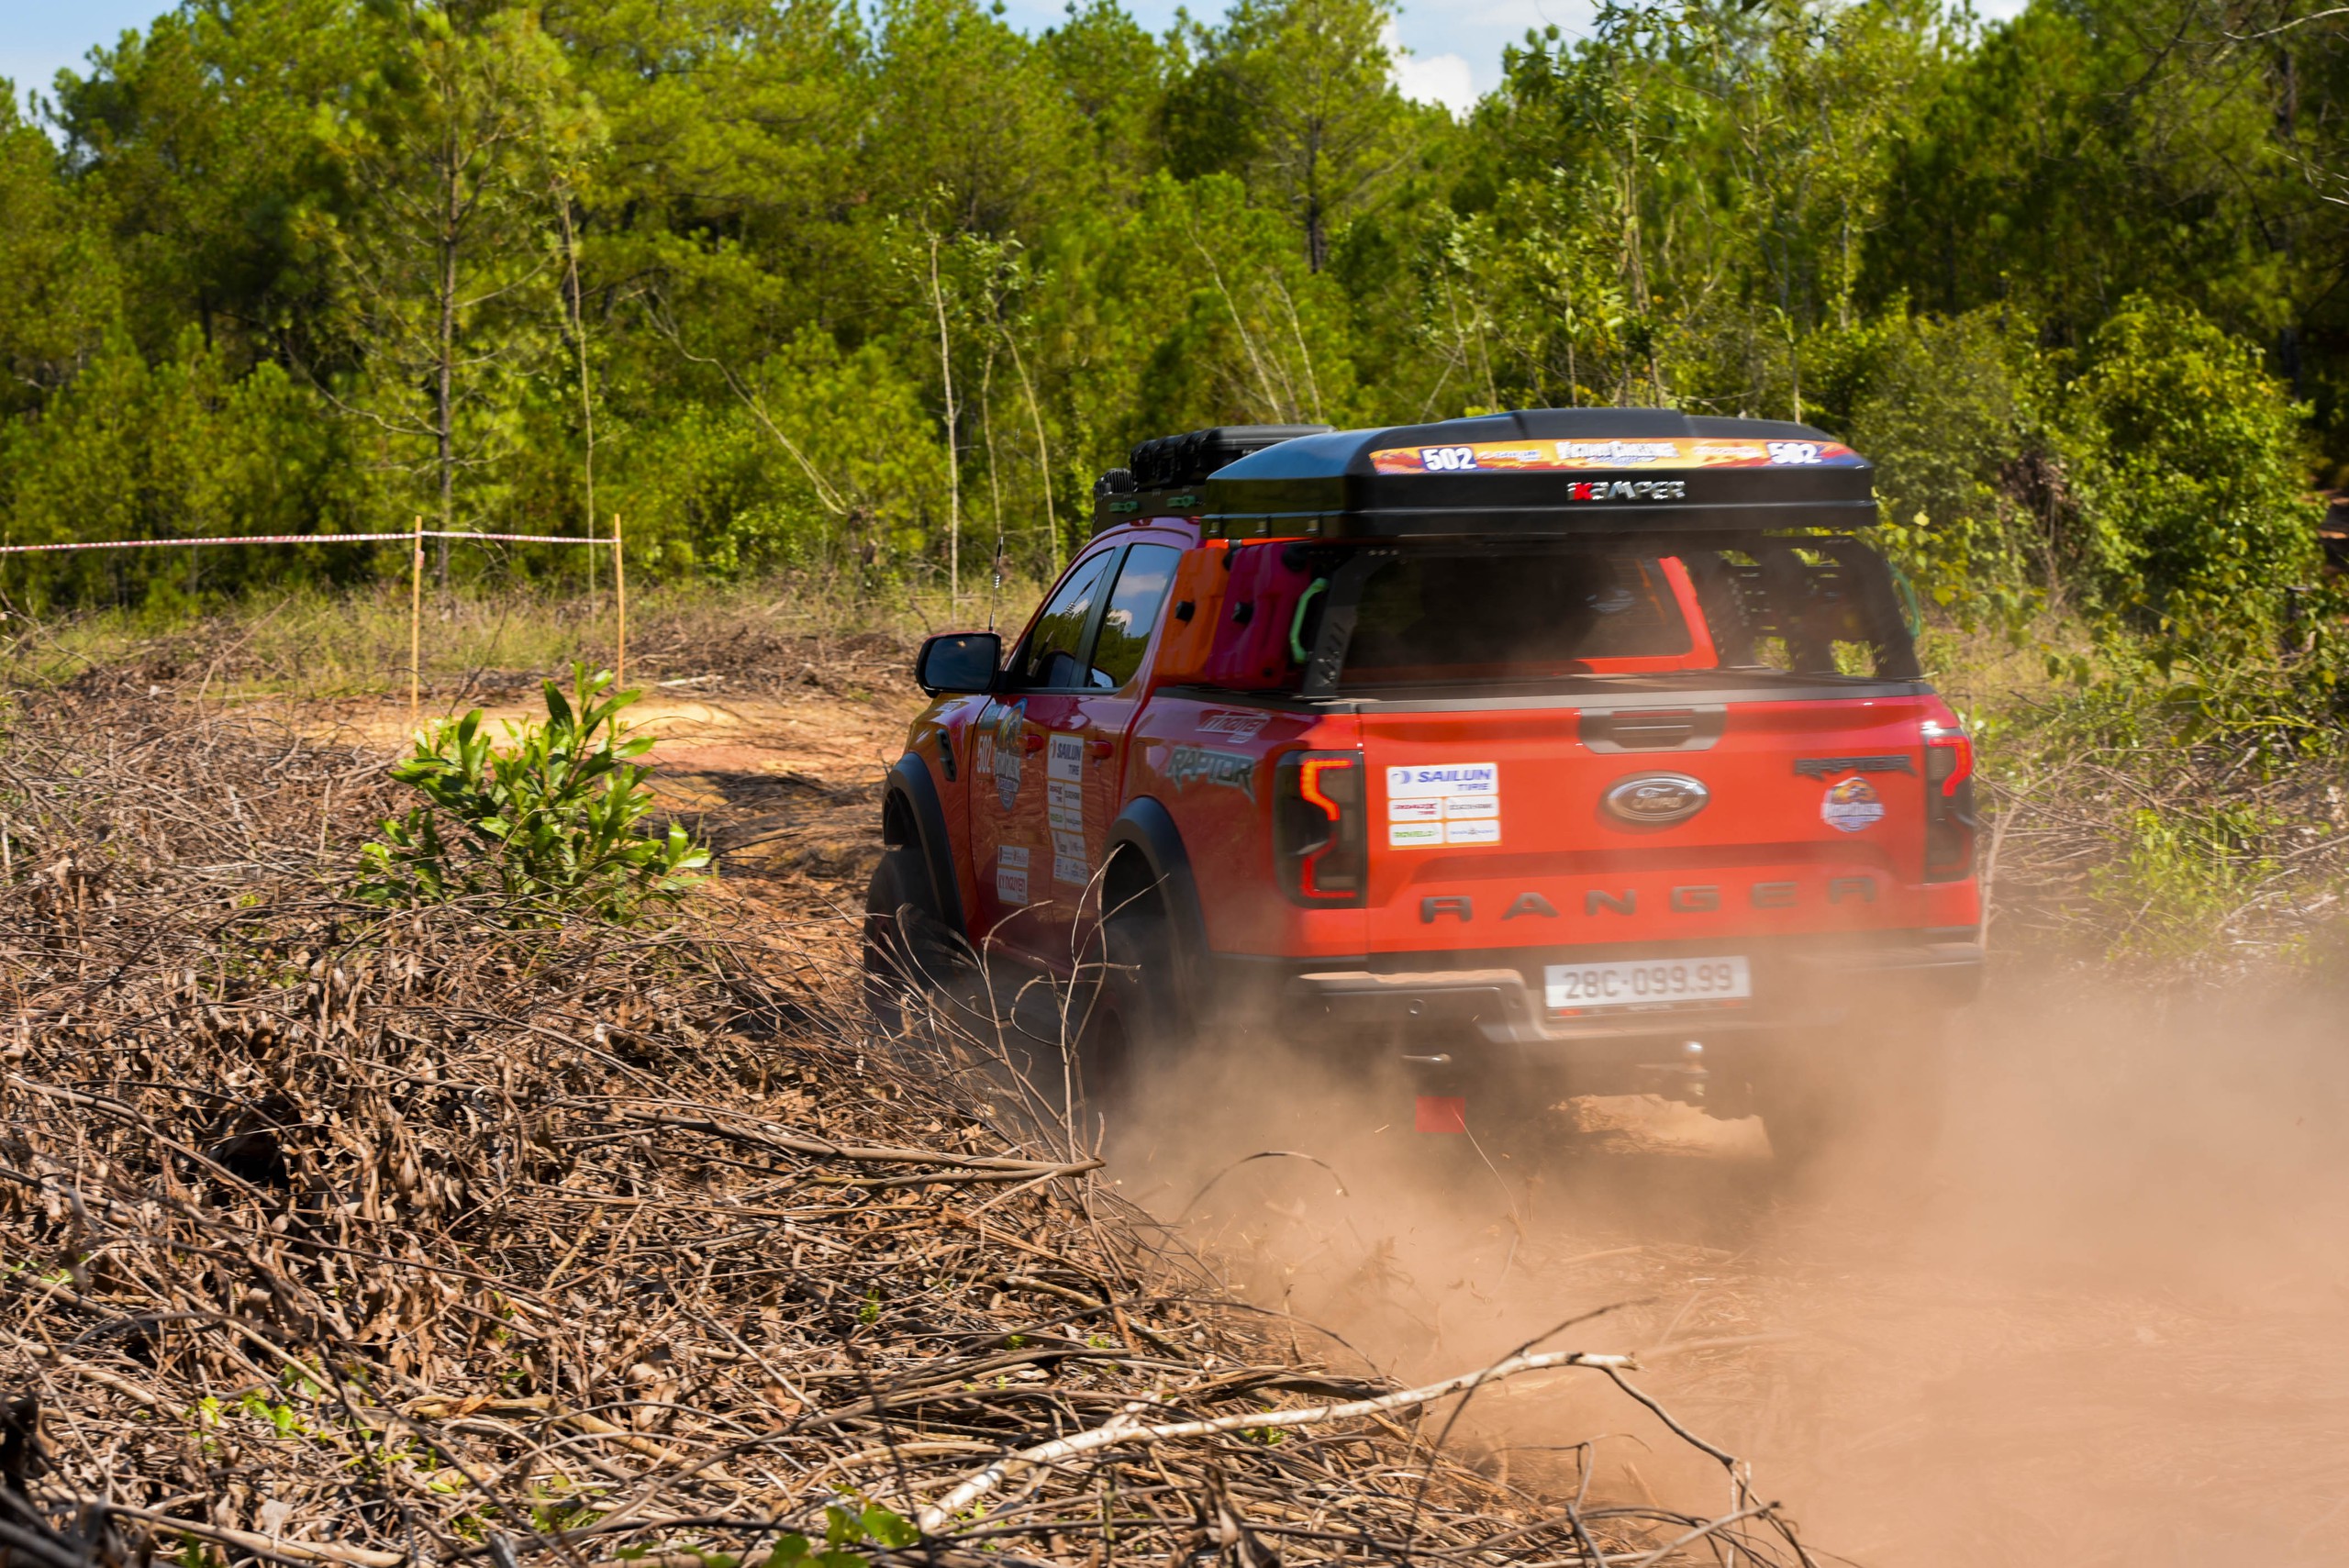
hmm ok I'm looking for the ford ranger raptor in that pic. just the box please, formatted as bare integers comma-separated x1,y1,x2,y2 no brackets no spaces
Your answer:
863,408,1982,1159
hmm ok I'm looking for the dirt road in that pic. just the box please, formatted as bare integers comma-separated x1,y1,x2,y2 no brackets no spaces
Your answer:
407,675,2349,1565
1133,986,2349,1565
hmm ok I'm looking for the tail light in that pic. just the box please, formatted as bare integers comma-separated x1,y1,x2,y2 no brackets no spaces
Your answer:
1922,717,1977,882
1275,751,1365,906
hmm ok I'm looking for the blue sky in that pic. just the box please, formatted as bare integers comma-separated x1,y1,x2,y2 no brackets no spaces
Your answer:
5,0,2033,122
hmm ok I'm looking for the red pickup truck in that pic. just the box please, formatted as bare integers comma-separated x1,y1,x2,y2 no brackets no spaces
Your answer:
866,410,1981,1160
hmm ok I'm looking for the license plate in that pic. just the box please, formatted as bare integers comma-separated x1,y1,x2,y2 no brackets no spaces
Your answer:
1544,955,1751,1014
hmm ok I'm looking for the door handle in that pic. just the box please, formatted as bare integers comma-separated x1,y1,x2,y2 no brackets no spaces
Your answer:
1023,732,1046,753
1087,739,1114,758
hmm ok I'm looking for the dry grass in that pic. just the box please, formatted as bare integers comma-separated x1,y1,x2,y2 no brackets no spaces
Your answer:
0,686,1807,1568
1921,617,2349,972
0,574,1041,707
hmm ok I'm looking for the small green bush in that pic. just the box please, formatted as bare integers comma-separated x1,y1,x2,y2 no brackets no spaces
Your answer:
2068,295,2326,648
357,666,708,923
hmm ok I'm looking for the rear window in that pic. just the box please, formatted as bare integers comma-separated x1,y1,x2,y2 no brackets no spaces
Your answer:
1341,552,1703,688
1234,538,1918,695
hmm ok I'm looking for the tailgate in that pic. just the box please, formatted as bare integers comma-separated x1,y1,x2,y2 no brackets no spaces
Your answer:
1362,695,1937,953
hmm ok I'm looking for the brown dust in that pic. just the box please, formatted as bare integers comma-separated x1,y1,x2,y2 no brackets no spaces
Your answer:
1104,982,2349,1566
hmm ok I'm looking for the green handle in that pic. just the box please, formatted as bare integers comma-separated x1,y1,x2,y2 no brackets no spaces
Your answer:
1289,579,1328,663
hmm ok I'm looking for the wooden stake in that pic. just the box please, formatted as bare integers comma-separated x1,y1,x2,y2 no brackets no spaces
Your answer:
612,513,627,688
409,515,424,727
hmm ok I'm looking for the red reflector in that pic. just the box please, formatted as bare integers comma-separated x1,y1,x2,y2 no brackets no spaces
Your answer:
1415,1095,1467,1134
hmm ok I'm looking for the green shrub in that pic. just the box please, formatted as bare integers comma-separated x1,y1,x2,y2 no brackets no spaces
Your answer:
1851,306,2047,632
2067,295,2325,648
356,666,707,923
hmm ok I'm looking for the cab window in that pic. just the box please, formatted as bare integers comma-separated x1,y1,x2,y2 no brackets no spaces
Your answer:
1012,550,1114,689
1086,544,1182,689
1340,550,1698,688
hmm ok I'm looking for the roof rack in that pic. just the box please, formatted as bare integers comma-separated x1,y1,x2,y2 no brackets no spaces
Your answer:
1091,409,1876,538
1093,425,1333,528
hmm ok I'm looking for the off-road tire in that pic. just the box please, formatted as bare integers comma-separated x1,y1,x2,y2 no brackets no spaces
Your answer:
862,846,956,1033
1072,909,1177,1118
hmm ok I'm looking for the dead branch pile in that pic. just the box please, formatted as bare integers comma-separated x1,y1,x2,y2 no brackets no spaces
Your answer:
0,694,1809,1568
1982,728,2349,968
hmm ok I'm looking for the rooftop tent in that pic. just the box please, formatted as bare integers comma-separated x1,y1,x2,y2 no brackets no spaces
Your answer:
1092,409,1877,539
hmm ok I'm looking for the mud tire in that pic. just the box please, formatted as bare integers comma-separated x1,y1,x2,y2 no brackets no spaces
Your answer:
1073,909,1177,1118
862,846,958,1034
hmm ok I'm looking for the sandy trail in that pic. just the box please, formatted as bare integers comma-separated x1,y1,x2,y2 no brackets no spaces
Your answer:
310,676,2349,1563
1108,984,2349,1566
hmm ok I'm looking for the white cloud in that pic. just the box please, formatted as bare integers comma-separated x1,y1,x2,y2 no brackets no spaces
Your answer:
1385,20,1481,118
1395,48,1479,117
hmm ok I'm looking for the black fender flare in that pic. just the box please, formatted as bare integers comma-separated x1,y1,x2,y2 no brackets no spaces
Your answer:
1103,796,1210,1018
884,753,966,934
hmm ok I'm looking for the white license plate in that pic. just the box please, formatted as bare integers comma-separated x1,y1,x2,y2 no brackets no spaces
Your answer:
1544,955,1751,1014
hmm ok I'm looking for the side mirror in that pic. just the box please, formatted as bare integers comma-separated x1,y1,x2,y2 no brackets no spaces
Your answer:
916,631,1001,695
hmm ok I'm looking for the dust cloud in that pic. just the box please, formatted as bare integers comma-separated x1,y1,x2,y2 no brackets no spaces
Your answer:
1101,976,2349,1565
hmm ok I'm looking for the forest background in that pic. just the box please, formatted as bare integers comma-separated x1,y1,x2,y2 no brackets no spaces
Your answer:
9,0,2349,963
5,0,2347,633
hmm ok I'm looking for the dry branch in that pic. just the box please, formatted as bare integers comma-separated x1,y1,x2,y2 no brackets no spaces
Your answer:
918,1348,1638,1529
0,685,1809,1568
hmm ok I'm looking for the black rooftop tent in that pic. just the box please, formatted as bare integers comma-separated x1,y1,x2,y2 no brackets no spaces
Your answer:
1093,408,1876,539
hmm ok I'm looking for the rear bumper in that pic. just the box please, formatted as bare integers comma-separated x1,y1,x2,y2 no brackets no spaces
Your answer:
1219,929,1981,1051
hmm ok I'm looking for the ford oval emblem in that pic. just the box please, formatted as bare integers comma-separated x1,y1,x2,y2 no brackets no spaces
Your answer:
1604,772,1709,825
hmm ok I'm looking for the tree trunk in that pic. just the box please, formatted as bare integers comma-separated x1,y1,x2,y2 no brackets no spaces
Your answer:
435,117,460,593
559,194,596,599
929,233,960,607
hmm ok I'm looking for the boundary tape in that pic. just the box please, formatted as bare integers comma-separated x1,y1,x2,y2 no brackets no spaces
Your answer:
0,517,630,720
0,530,607,555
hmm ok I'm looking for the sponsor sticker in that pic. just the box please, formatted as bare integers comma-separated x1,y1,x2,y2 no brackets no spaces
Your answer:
1047,778,1083,832
1387,762,1499,798
1048,732,1085,784
1386,762,1502,848
1052,829,1086,861
996,844,1030,904
1820,775,1885,832
992,706,1024,809
1566,479,1686,502
1198,710,1271,740
1558,439,1680,463
1368,438,1865,473
1166,744,1256,798
1053,854,1088,886
974,733,996,777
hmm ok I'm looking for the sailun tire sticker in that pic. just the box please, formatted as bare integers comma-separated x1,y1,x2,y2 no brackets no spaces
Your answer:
1386,762,1501,847
1048,733,1087,884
